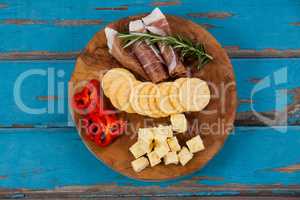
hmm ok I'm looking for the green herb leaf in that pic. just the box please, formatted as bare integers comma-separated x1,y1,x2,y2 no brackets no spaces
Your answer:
118,32,213,70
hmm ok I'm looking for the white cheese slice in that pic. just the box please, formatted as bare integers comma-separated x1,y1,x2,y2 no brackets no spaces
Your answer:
163,151,179,165
178,146,193,166
167,136,181,152
154,141,170,158
186,135,205,153
138,128,154,143
129,141,147,159
158,125,173,138
153,125,172,143
170,114,187,133
147,151,161,167
131,156,149,172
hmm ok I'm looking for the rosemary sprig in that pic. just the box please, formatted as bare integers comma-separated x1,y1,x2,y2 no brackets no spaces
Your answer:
118,32,213,69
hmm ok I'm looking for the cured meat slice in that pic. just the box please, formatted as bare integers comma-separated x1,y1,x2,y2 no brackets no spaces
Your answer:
129,20,168,83
104,27,149,80
143,8,187,77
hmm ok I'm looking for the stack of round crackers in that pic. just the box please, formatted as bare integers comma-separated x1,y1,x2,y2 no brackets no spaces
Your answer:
102,68,211,118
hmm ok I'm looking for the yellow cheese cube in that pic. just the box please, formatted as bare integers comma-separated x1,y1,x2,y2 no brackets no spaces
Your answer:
131,156,149,172
129,141,147,159
167,136,181,152
153,125,172,142
139,139,154,154
157,125,173,138
163,151,179,165
147,151,161,167
138,128,154,143
186,135,205,153
153,132,168,143
154,141,170,158
178,147,193,166
170,114,187,133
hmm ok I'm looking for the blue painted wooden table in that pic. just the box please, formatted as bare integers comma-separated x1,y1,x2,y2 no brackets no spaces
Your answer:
0,0,300,199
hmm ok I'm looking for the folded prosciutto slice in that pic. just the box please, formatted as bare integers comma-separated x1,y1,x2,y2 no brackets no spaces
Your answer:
142,8,187,77
105,27,149,80
129,20,168,83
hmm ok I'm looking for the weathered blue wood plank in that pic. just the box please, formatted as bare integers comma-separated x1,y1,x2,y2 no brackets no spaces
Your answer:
0,126,299,190
0,0,299,53
0,58,299,126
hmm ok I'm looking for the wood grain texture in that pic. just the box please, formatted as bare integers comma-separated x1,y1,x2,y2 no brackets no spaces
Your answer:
0,58,299,127
1,19,102,26
0,0,299,196
187,12,234,19
0,127,299,193
1,188,300,199
70,14,236,180
273,164,300,173
1,48,300,61
0,0,299,53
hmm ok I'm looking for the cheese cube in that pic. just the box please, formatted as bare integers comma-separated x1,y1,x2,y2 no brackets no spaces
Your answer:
167,136,181,152
163,151,179,165
153,126,172,143
138,128,154,143
129,141,147,159
147,151,161,167
158,125,173,138
154,133,167,143
131,156,149,172
186,135,205,153
170,114,187,133
178,147,193,166
154,141,170,158
139,139,154,154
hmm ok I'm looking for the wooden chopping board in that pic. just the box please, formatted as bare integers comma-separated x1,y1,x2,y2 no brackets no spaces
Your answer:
69,15,237,181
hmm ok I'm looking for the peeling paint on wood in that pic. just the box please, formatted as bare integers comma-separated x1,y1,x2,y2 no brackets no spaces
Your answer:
0,51,79,60
151,0,181,6
36,96,58,101
54,20,102,26
200,23,218,29
2,48,300,61
1,46,300,60
2,19,102,26
226,47,300,58
235,112,274,126
0,184,300,198
236,87,300,126
248,78,262,84
95,6,128,11
273,164,300,173
187,12,234,19
238,99,253,104
290,22,300,26
11,124,34,128
0,3,7,9
3,19,47,25
286,88,300,125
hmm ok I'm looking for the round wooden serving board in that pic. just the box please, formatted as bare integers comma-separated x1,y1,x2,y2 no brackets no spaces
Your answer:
69,15,237,181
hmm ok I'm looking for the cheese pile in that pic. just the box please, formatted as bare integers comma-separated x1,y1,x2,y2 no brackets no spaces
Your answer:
101,68,211,118
130,114,205,172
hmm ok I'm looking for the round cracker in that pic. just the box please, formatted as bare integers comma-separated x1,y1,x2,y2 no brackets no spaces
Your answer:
130,82,152,116
178,78,210,111
107,78,132,110
156,82,178,115
147,85,167,118
117,80,140,113
139,83,157,117
102,68,135,98
169,78,187,113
